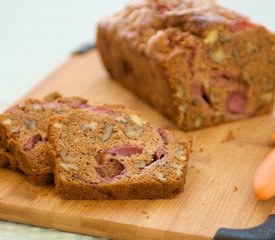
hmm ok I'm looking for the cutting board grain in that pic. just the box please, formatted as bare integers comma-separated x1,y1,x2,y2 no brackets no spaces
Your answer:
1,50,275,240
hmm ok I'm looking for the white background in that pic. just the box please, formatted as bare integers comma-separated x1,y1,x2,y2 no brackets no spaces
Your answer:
0,0,274,238
0,0,275,112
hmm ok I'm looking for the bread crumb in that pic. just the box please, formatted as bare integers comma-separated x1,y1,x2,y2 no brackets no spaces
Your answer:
233,186,238,192
142,211,149,219
223,131,235,142
199,148,204,152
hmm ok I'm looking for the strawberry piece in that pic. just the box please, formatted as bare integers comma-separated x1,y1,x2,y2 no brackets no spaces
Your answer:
226,92,247,114
23,134,42,151
85,106,117,115
107,145,143,157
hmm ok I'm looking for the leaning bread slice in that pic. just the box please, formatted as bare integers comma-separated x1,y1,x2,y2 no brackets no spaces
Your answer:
48,108,192,200
0,96,89,185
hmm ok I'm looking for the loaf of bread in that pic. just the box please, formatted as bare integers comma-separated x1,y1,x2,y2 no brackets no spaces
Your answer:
97,0,275,130
48,107,192,200
0,95,90,185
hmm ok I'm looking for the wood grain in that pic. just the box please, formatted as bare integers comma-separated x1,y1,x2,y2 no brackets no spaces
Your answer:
0,50,275,240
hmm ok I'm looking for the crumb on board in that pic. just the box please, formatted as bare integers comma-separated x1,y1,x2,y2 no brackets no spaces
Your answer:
189,165,200,174
233,186,238,192
223,130,236,142
199,147,204,152
142,211,150,219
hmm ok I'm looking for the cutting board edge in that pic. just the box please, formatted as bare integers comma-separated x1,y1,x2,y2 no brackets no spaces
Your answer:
0,202,210,240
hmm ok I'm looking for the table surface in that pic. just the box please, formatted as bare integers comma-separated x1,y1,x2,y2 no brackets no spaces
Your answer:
0,0,274,239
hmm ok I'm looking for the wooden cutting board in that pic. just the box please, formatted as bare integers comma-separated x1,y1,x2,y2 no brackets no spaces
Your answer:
0,49,275,240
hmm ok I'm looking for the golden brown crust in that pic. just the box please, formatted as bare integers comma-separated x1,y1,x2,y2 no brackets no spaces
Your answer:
99,0,248,56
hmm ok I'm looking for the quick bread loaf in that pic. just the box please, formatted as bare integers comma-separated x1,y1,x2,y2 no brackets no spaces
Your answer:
97,0,275,130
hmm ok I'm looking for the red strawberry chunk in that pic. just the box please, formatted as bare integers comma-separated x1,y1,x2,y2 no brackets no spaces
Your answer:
84,106,117,115
107,145,143,157
226,92,247,114
23,134,43,151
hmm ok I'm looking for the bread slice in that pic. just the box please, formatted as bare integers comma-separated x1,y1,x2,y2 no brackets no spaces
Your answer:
0,93,63,172
0,95,89,185
48,108,192,200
